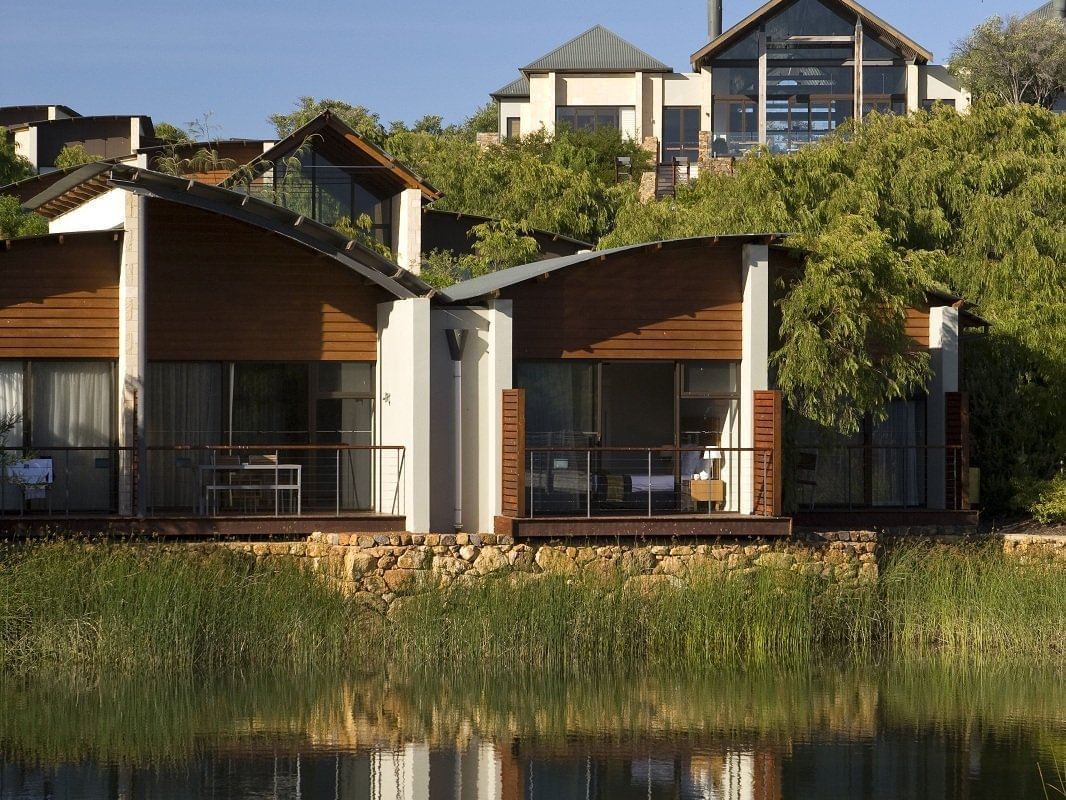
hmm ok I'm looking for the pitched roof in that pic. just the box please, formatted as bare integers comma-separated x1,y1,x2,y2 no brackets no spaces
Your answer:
220,111,440,201
521,25,672,74
1024,1,1065,22
490,76,530,99
690,0,934,67
18,162,435,300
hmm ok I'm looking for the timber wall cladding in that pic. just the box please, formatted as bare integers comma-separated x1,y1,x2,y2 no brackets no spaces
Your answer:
503,242,744,360
0,232,120,358
146,199,386,361
500,388,526,518
752,389,783,517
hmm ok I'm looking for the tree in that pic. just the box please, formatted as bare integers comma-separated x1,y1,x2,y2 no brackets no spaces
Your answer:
950,15,1066,108
604,104,1066,512
53,144,99,169
461,102,499,138
153,121,191,143
0,131,46,238
269,97,386,145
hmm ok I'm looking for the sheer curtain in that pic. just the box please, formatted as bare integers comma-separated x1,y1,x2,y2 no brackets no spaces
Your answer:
31,361,113,511
147,362,222,511
873,399,925,506
0,363,24,510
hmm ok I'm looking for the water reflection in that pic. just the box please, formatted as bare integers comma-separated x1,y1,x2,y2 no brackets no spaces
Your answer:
0,664,1062,799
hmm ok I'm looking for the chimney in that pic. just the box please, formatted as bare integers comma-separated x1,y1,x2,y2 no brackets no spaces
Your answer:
708,0,723,39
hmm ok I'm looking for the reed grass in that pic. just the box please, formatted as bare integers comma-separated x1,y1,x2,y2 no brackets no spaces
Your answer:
0,538,1062,678
0,538,364,675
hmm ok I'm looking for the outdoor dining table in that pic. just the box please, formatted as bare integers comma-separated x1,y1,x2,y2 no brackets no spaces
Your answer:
197,462,302,516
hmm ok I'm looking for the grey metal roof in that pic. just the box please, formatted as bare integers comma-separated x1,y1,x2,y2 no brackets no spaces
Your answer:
490,76,530,99
1024,1,1065,21
439,234,786,302
521,25,672,73
21,163,435,300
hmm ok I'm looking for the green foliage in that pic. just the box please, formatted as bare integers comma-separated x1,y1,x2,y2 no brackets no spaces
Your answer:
0,127,33,186
153,121,191,143
333,213,393,259
0,195,48,238
463,101,501,136
1029,475,1066,525
420,220,541,289
53,143,99,169
605,105,1066,504
269,96,386,145
950,15,1066,108
386,126,645,243
0,540,363,675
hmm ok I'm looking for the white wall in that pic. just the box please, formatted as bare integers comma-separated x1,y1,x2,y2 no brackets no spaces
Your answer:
49,187,126,234
528,72,557,134
497,99,529,138
377,298,432,531
920,65,972,112
557,73,637,106
390,187,422,273
662,72,705,106
118,192,145,515
12,127,36,169
428,301,513,533
739,244,770,515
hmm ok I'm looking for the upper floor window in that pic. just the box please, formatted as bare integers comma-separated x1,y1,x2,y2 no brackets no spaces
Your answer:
556,106,636,138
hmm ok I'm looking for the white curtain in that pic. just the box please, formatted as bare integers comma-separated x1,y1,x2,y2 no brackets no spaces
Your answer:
31,361,113,511
0,363,24,511
147,362,222,511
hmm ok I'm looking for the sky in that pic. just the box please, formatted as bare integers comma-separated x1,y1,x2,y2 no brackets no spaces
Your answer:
1,0,1042,140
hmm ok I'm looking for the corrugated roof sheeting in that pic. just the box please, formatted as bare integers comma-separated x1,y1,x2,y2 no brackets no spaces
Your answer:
522,25,672,73
491,76,531,98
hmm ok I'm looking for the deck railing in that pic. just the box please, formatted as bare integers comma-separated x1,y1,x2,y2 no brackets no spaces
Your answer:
524,446,775,519
0,444,405,518
789,444,966,511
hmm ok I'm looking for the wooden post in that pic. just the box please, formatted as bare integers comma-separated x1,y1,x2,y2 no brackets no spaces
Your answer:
752,389,782,516
501,388,526,518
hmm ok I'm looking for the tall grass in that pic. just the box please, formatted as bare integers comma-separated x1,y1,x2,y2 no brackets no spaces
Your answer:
0,539,364,675
0,539,1062,678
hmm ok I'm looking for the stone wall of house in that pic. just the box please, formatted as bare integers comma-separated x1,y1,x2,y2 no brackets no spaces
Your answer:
475,132,500,149
1000,533,1066,562
218,531,879,610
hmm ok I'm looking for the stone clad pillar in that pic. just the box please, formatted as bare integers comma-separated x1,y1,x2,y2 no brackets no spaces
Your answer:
927,306,960,510
118,192,146,516
740,243,770,514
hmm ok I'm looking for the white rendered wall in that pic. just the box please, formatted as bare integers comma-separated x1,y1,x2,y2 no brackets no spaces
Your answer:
12,127,36,169
927,306,960,510
557,73,637,106
740,244,770,515
528,72,557,134
920,65,972,112
49,187,126,234
377,298,432,531
497,99,529,138
662,72,705,106
428,301,513,533
372,744,430,800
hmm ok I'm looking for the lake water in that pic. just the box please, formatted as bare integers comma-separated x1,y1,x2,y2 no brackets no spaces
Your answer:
1,663,1062,799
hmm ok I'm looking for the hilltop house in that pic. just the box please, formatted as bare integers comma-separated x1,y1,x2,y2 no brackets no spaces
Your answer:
490,0,970,166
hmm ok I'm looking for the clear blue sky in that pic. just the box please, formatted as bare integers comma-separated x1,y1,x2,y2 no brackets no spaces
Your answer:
1,0,1040,139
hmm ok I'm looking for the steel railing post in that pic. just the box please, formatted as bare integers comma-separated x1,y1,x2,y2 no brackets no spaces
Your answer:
336,449,341,517
762,451,768,516
529,451,534,519
647,450,652,518
64,449,70,516
586,450,591,518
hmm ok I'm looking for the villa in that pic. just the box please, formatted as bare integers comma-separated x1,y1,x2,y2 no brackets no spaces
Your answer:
0,102,981,537
490,0,970,171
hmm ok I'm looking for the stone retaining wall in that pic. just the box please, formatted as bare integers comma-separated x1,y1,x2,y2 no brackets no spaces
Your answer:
221,531,879,609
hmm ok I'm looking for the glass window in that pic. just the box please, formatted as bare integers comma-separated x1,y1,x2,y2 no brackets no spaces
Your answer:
863,66,906,96
862,36,902,61
556,106,624,132
716,30,759,60
712,100,758,156
232,363,309,445
713,67,758,96
683,362,738,395
317,362,374,396
872,398,926,506
0,362,23,449
514,362,597,446
765,0,855,38
506,117,521,139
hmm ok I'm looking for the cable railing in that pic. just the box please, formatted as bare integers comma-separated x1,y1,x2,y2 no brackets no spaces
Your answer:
524,446,775,518
789,444,965,511
0,444,405,518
